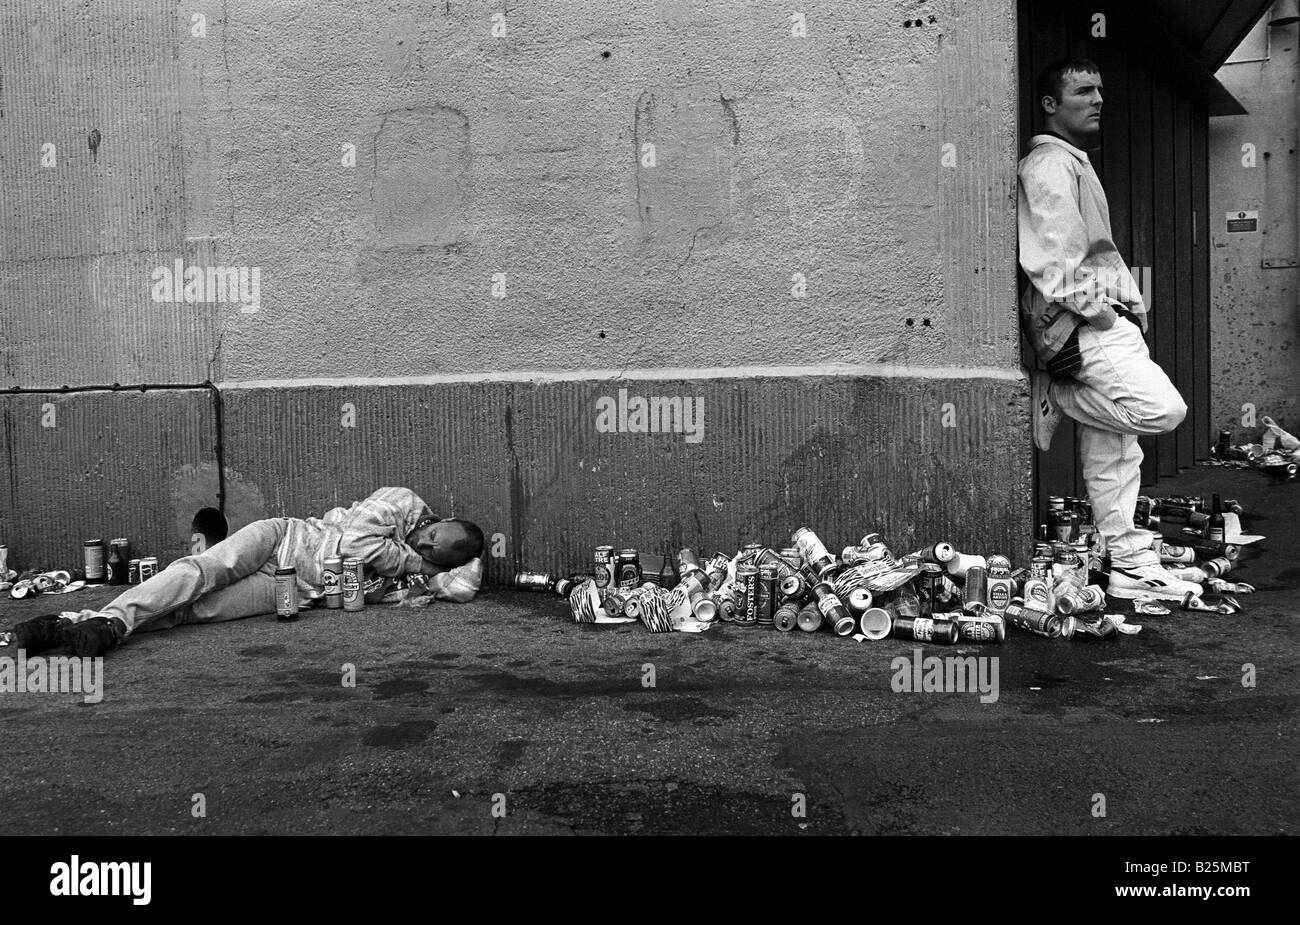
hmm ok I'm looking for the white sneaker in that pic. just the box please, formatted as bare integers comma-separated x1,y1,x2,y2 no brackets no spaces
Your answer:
1106,564,1204,602
1031,370,1062,452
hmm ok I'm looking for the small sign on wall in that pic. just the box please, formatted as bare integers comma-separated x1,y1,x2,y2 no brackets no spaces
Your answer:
1226,210,1259,233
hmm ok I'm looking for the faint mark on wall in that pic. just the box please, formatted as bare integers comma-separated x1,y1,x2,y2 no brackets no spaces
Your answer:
369,105,471,249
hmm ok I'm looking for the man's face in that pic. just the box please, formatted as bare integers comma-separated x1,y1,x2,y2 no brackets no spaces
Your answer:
406,519,470,568
1044,69,1103,145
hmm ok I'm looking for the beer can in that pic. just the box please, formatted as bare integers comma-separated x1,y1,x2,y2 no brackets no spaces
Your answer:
858,606,892,640
603,590,626,618
963,565,988,610
774,601,800,632
342,557,365,612
1029,556,1053,583
892,616,958,645
1158,542,1196,565
791,527,837,577
735,564,759,626
275,567,299,622
845,585,873,613
1056,585,1106,615
956,613,1006,643
594,546,616,589
712,590,736,622
623,593,644,619
692,594,718,621
0,543,7,577
1033,543,1054,559
917,563,943,617
514,571,554,592
813,581,854,636
755,564,778,626
779,572,808,600
1022,577,1051,611
139,556,159,581
779,547,802,571
83,539,106,583
754,547,798,581
796,600,823,632
322,556,344,609
739,543,764,564
1003,598,1062,638
1201,557,1234,579
128,558,141,584
616,549,641,590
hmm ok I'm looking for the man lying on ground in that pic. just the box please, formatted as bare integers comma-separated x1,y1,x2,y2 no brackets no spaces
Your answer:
9,487,484,657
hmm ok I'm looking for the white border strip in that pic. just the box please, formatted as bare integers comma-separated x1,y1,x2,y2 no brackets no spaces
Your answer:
218,363,1025,390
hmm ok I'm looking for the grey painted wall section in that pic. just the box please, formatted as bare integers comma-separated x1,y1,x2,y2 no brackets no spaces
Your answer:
1210,22,1300,436
0,1,1031,583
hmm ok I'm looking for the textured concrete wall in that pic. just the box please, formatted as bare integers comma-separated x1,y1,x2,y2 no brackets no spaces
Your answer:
0,390,218,571
222,373,1030,585
1210,25,1300,437
0,1,1030,582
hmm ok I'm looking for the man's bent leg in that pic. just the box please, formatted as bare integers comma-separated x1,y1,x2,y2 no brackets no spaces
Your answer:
1076,423,1160,568
63,518,288,635
184,567,279,624
1051,318,1187,437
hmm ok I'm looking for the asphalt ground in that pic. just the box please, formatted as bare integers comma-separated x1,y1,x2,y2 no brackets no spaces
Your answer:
0,467,1296,836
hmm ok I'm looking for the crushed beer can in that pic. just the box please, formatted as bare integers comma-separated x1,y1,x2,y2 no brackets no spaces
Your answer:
1060,613,1142,639
1206,578,1254,594
1056,585,1106,615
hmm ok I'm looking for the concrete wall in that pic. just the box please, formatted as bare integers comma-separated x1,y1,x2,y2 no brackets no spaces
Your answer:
1210,19,1300,439
0,1,1030,583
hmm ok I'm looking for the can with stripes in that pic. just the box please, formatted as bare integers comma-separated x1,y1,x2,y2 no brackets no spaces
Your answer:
275,567,299,622
322,556,344,609
342,557,365,612
127,558,141,585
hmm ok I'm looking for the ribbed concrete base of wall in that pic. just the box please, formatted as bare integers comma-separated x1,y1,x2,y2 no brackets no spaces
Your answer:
0,374,1032,583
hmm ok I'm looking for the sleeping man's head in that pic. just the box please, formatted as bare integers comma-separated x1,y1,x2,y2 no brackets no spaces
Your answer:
406,517,484,568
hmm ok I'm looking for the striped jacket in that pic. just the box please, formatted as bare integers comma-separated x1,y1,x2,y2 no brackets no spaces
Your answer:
275,487,481,603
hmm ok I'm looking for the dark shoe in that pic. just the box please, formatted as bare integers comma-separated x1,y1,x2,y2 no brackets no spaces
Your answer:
11,614,68,655
60,617,127,657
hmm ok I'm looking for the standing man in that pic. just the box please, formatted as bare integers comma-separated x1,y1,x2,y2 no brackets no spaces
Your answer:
8,487,485,657
1019,58,1200,601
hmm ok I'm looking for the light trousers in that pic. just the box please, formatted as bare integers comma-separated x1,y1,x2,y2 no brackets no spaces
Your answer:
1050,317,1187,569
63,518,291,635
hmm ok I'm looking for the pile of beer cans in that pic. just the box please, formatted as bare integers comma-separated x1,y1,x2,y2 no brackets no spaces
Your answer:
514,528,1097,644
